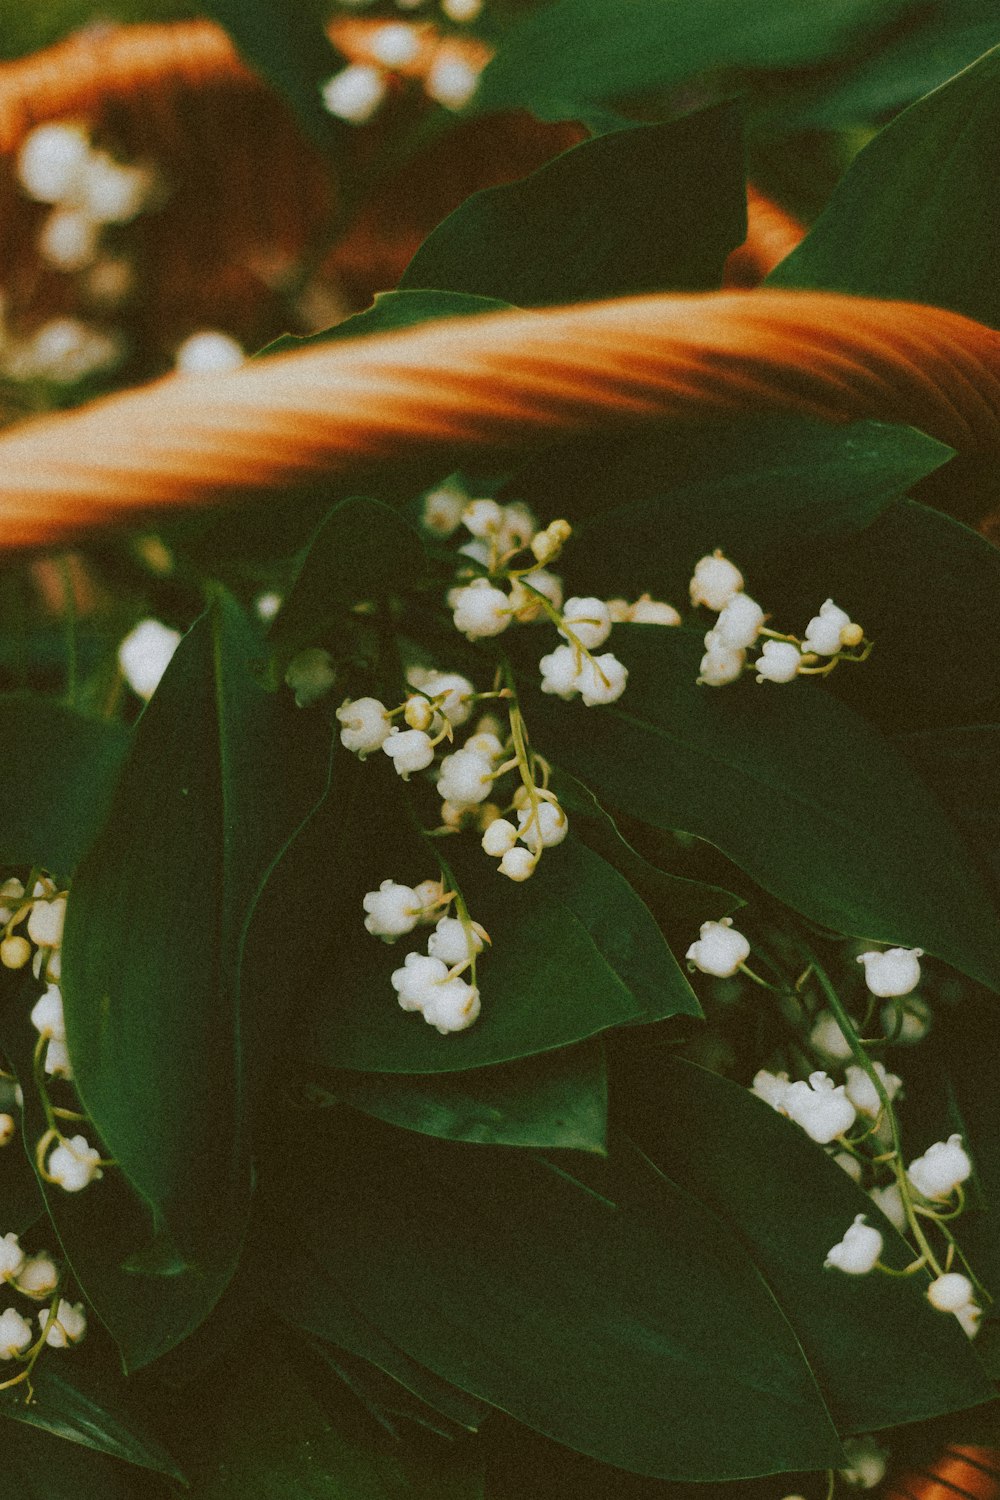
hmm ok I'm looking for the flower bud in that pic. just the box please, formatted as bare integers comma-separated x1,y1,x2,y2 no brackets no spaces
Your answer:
382,728,435,779
689,551,743,611
498,847,535,882
0,1307,32,1359
755,640,801,684
42,1298,87,1348
16,1253,59,1300
362,880,423,941
482,818,518,857
857,947,922,998
686,917,750,979
451,580,511,640
46,1134,103,1193
321,64,387,124
336,696,392,756
0,1233,25,1284
907,1134,971,1200
824,1215,882,1275
558,598,612,651
628,595,681,626
926,1272,975,1313
1,936,31,970
784,1072,856,1144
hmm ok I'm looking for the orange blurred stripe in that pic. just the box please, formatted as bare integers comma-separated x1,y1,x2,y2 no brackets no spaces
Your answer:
885,1445,1000,1500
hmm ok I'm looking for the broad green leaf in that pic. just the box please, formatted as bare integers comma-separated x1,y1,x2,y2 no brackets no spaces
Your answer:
895,724,1000,903
260,291,515,358
320,1041,607,1152
474,0,908,118
263,1108,844,1481
0,695,128,873
2,1418,133,1500
269,497,427,668
0,1365,184,1482
308,1339,481,1442
61,592,329,1268
311,810,701,1072
769,44,1000,327
399,108,746,305
527,628,1000,990
176,1346,484,1499
626,1058,994,1432
504,418,954,590
198,0,346,155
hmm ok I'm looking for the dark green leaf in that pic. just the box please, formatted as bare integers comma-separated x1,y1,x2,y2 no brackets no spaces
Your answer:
528,628,1000,990
400,108,746,305
626,1057,994,1432
0,695,128,874
269,497,427,666
0,1365,184,1482
307,1339,479,1442
321,1040,607,1152
260,291,515,358
62,592,329,1268
199,0,346,155
895,723,1000,905
2,1417,133,1500
769,44,1000,327
264,1109,844,1481
474,0,908,118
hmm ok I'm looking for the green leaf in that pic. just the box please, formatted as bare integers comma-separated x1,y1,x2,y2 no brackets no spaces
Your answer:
320,1040,608,1153
1,1418,134,1500
504,417,954,593
61,592,329,1268
198,0,346,156
307,1339,480,1442
264,1109,845,1481
310,811,700,1073
768,44,1000,327
474,0,908,118
625,1057,994,1433
177,1346,484,1499
895,724,1000,903
399,108,746,305
0,695,128,873
527,628,1000,990
0,1365,185,1482
269,497,427,667
259,291,515,358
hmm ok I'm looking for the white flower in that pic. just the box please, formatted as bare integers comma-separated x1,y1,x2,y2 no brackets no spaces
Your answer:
8,317,121,383
421,485,466,536
530,519,572,566
16,122,91,204
0,936,31,970
857,947,923,998
411,880,445,922
606,599,632,623
689,551,743,611
464,731,504,761
498,502,538,551
408,669,476,728
391,953,450,1011
803,599,863,657
880,995,931,1043
462,498,504,537
697,641,745,687
42,1299,87,1348
362,880,423,941
686,918,750,979
751,1070,791,1113
784,1072,856,1144
926,1272,975,1313
451,579,511,639
44,1039,73,1080
436,748,494,806
427,916,486,967
558,597,612,651
0,1115,14,1147
81,152,152,224
713,593,764,649
442,0,483,19
509,568,563,623
482,818,518,857
31,985,65,1042
382,728,435,779
175,330,244,375
27,897,66,951
576,653,627,706
254,591,282,622
868,1182,906,1233
425,53,481,109
755,640,802,684
16,1253,59,1300
955,1301,982,1338
0,877,25,924
404,695,435,732
499,847,535,882
119,619,182,700
517,800,568,851
907,1134,971,1200
839,1435,887,1490
828,1153,861,1184
46,1134,103,1193
824,1215,883,1275
321,63,387,123
38,206,100,271
423,975,481,1033
369,21,420,65
808,1011,854,1062
0,1307,32,1360
844,1062,902,1119
539,644,581,699
628,595,681,626
336,697,391,757
0,1233,25,1284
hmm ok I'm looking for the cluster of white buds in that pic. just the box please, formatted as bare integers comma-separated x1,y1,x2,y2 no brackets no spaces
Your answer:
2,877,65,980
691,549,867,688
319,18,484,124
362,878,485,1032
481,787,568,883
0,1230,85,1369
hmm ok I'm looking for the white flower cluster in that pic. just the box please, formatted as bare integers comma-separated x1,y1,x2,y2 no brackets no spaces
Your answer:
691,549,866,688
319,15,484,124
1,876,65,980
362,878,484,1032
0,1230,86,1368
